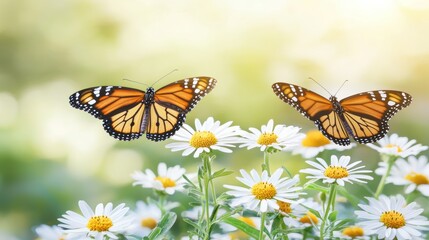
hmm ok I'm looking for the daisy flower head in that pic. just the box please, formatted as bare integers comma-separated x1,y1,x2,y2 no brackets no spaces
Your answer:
34,224,67,240
367,133,428,158
238,119,304,152
355,195,429,240
300,155,373,186
333,225,370,240
165,117,240,158
58,200,132,240
132,162,190,195
292,130,355,158
375,155,429,196
224,168,304,213
127,201,161,237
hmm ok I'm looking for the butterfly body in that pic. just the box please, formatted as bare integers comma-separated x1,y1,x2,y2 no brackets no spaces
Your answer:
70,77,216,141
272,82,412,146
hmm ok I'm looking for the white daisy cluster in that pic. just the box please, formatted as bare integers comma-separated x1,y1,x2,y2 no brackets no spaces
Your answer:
33,113,429,240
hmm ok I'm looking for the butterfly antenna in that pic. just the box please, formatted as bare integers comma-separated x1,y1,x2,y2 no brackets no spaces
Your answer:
150,69,179,87
308,77,334,96
122,78,149,87
334,80,349,97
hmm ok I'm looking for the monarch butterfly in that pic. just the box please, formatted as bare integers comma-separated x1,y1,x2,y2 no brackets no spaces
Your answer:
272,82,412,146
69,77,216,141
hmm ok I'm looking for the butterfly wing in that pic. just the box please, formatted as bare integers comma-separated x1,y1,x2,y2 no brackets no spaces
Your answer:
69,86,146,140
145,77,217,141
340,90,412,144
272,82,351,145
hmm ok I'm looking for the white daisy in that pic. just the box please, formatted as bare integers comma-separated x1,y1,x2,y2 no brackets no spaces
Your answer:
367,133,428,158
333,225,370,240
355,195,429,240
300,155,373,186
375,155,429,196
224,169,304,213
165,117,240,158
238,119,304,151
281,198,322,228
34,224,67,240
127,201,162,237
292,130,355,158
58,200,132,240
132,162,190,195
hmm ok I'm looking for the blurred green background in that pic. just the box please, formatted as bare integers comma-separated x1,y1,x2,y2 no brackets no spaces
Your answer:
1,0,429,239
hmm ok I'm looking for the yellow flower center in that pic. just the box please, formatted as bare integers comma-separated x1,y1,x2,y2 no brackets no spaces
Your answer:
385,144,403,153
277,200,292,214
141,217,157,229
251,182,277,200
86,215,113,232
324,166,349,179
342,226,364,238
301,130,330,147
189,131,217,148
405,171,429,185
299,211,319,224
228,217,256,239
257,133,278,146
380,210,405,228
155,176,176,188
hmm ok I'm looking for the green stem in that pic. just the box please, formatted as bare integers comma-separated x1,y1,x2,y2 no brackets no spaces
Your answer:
263,150,271,176
158,192,167,215
202,155,211,240
259,212,267,240
320,184,337,240
374,155,396,199
207,155,217,207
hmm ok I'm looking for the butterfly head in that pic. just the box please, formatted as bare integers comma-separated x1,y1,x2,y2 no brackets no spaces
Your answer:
144,87,156,104
329,96,344,113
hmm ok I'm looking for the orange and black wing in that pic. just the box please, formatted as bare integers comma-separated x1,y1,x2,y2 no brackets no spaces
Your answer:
69,86,146,141
272,82,351,145
145,77,217,141
340,90,412,144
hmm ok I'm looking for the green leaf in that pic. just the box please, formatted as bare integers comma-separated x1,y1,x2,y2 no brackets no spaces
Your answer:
211,168,234,180
308,208,322,219
182,174,197,188
336,186,361,206
183,217,200,229
223,216,260,239
328,210,337,222
331,218,353,231
305,182,330,193
147,212,177,240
